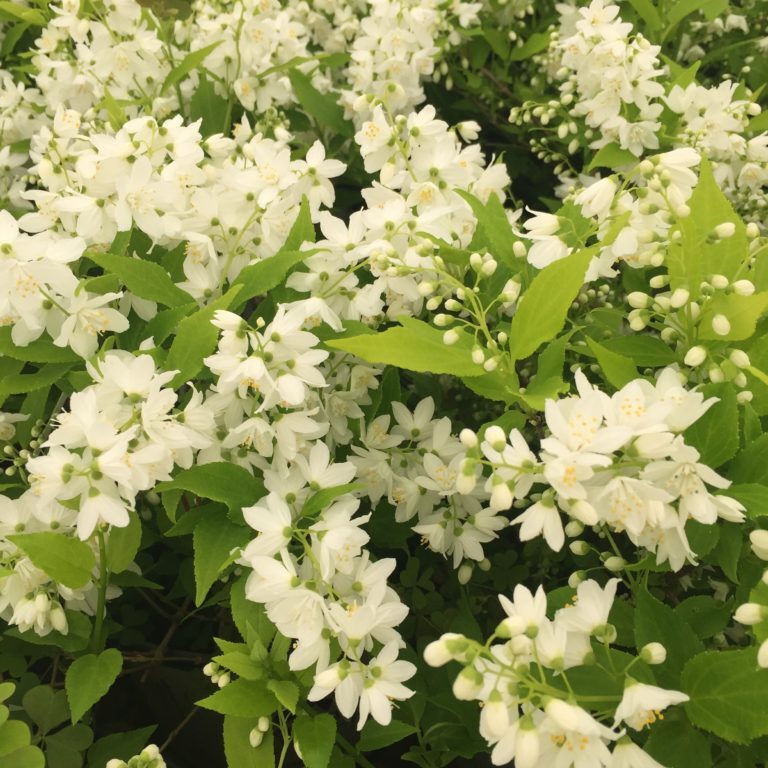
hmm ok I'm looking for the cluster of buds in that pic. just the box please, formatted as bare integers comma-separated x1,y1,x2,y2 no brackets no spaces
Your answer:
106,745,165,768
203,660,231,688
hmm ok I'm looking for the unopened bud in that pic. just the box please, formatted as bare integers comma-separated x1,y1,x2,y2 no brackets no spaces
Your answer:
640,642,667,665
734,602,765,625
684,346,707,367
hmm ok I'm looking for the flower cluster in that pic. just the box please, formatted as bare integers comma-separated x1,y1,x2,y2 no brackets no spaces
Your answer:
425,579,688,767
459,368,744,571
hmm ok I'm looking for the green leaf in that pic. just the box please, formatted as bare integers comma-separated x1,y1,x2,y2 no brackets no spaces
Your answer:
0,364,74,400
586,143,637,171
665,0,727,34
293,713,336,768
213,652,263,681
455,190,518,267
682,648,768,743
45,724,93,752
677,595,734,639
0,721,31,757
634,588,704,687
266,680,298,714
508,248,594,362
327,316,483,377
106,511,142,574
143,302,197,346
161,41,223,95
358,720,417,752
667,158,748,300
8,533,96,590
644,717,711,768
0,2,46,25
87,726,157,768
21,686,68,734
302,483,362,518
731,435,768,484
189,73,228,137
712,522,743,582
65,649,123,724
165,284,242,387
723,485,768,517
157,462,263,512
85,251,193,307
197,679,277,718
193,507,251,606
683,383,739,467
626,0,662,30
229,575,276,644
585,337,638,388
0,328,79,363
233,251,312,307
287,69,351,136
508,31,551,61
601,335,677,366
0,745,45,768
698,292,768,341
223,716,274,768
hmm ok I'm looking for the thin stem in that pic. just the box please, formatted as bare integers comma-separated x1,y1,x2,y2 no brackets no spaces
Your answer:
159,708,198,752
91,529,109,654
276,708,291,768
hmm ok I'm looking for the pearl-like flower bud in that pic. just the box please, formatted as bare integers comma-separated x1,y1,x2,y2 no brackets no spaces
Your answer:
734,602,765,625
669,288,690,308
459,428,478,449
712,314,731,336
640,642,667,665
750,530,768,560
627,291,651,309
714,222,736,239
484,426,507,452
423,633,466,666
733,279,756,296
443,329,459,345
684,346,707,367
729,349,750,369
453,666,484,700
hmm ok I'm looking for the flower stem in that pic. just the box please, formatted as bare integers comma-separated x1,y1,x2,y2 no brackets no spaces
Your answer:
91,529,109,654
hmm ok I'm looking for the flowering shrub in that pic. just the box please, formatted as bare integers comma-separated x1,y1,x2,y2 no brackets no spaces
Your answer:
1,0,768,766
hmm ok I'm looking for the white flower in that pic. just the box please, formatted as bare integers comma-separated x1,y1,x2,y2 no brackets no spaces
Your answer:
613,682,689,730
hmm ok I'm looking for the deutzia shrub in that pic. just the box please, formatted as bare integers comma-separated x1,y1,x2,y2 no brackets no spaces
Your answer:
1,1,768,767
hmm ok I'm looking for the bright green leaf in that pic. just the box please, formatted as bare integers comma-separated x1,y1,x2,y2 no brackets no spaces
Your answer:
8,533,96,590
682,648,768,743
161,41,223,95
65,649,123,724
287,69,351,136
196,679,277,718
683,383,739,467
106,512,142,574
302,483,362,517
266,680,298,714
223,716,273,768
293,713,336,768
508,248,594,362
585,337,638,388
698,292,768,341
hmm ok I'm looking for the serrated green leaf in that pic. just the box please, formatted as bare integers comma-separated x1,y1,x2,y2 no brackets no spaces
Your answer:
508,31,551,61
213,652,263,681
193,507,250,606
161,41,222,95
0,363,74,400
644,718,711,768
634,588,704,687
197,679,277,718
585,337,638,388
106,511,142,574
189,72,229,137
722,485,768,517
156,462,263,512
667,158,748,300
0,2,46,25
21,686,68,734
455,190,518,267
601,335,677,366
293,713,336,768
327,316,483,377
683,383,739,467
0,328,79,363
85,251,193,307
698,292,768,341
165,284,242,387
586,143,637,171
223,715,274,768
508,248,594,362
8,533,96,590
266,680,298,714
287,69,351,136
65,649,123,724
682,648,768,743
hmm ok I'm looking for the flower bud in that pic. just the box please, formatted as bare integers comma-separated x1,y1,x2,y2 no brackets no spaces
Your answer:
746,222,760,239
733,279,756,296
484,426,507,451
684,346,707,367
750,530,768,560
729,349,750,369
570,500,598,526
249,728,264,748
712,314,731,336
568,570,586,588
759,639,768,669
453,666,483,700
481,690,509,740
734,602,765,625
640,642,667,665
669,288,690,308
457,563,473,584
424,633,465,666
460,428,478,449
627,291,650,309
569,540,590,556
258,716,270,732
604,556,626,572
443,329,459,346
711,274,729,290
714,222,736,239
